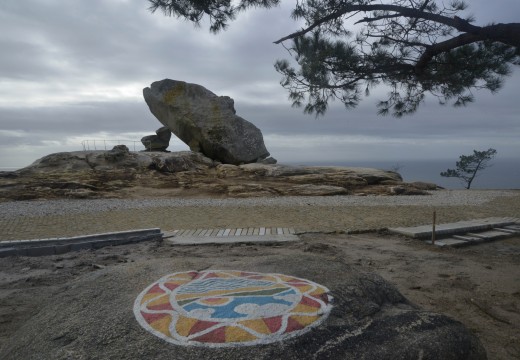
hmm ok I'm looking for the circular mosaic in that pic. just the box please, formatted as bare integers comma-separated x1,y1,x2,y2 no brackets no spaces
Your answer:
133,270,332,347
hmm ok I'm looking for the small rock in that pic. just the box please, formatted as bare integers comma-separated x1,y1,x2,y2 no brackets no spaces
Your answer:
141,126,172,151
258,157,277,164
390,186,406,195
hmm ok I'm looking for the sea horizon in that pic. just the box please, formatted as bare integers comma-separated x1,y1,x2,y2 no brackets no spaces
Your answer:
288,158,520,190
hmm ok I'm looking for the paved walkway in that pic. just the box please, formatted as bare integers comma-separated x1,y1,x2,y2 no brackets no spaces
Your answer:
389,217,520,247
164,227,299,245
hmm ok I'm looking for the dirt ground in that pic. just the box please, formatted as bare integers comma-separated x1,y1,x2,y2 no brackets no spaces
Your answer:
0,232,518,359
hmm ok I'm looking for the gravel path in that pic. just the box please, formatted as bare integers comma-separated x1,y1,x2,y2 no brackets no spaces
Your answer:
0,190,516,219
1,190,519,240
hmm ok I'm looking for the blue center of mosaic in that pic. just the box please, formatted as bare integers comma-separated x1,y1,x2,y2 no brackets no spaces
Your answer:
173,277,300,320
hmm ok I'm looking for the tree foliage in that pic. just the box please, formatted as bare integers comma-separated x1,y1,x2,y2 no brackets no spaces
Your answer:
147,0,520,116
440,148,497,189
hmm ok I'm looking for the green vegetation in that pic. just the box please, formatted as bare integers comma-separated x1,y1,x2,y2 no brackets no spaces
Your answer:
148,0,520,116
440,148,497,189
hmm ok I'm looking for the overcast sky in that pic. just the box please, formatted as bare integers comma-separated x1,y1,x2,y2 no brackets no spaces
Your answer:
0,0,519,169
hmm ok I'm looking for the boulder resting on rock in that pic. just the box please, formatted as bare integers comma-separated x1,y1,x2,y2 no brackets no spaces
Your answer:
143,79,270,165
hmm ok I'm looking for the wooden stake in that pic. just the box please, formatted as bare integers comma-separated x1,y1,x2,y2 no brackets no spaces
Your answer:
432,211,436,245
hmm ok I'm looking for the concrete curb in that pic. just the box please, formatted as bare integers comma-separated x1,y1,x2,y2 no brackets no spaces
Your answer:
0,228,162,258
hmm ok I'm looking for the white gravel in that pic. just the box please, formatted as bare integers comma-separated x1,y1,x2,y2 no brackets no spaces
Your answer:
0,190,517,219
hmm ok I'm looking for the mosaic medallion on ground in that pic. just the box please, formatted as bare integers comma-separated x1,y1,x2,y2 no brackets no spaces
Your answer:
133,270,332,347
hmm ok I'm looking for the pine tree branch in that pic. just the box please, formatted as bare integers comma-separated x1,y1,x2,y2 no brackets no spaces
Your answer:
274,4,481,44
415,32,483,74
274,4,520,49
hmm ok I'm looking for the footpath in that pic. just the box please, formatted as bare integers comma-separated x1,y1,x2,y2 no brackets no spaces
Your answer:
389,217,520,247
2,217,520,258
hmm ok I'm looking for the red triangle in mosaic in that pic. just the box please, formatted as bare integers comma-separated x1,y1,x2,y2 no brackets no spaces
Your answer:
263,316,283,333
239,272,255,277
192,272,205,280
188,320,220,336
141,312,169,324
286,316,306,333
317,293,329,304
300,296,321,308
191,326,226,343
147,302,173,311
147,284,166,294
187,271,199,279
163,282,180,291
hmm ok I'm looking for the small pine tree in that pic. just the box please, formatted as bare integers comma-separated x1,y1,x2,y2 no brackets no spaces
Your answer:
440,148,497,189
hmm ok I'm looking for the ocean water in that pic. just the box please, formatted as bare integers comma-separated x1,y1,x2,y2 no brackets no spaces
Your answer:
0,168,19,171
288,159,520,190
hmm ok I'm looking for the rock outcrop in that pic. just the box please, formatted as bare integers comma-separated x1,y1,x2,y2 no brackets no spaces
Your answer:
143,79,270,165
0,250,486,359
0,149,439,201
141,126,172,151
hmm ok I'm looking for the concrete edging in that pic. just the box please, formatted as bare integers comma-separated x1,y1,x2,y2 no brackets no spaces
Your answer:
0,228,162,258
389,217,519,239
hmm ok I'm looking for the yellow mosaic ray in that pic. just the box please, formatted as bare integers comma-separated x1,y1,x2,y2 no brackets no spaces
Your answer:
225,326,258,342
150,315,172,337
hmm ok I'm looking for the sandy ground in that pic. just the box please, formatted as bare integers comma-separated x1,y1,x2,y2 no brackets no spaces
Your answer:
1,190,520,240
0,232,518,359
0,191,519,358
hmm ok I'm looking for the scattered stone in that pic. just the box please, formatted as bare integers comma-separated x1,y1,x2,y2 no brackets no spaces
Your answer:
409,181,439,190
150,151,215,173
143,79,270,164
390,186,406,195
286,184,349,196
141,126,172,151
258,157,277,164
104,145,130,162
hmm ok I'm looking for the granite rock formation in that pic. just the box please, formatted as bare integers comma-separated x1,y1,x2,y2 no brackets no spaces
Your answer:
141,126,172,151
143,79,270,165
0,149,439,201
0,250,486,359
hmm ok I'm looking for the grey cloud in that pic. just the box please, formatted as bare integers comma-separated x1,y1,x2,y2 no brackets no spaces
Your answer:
0,0,518,167
0,101,157,134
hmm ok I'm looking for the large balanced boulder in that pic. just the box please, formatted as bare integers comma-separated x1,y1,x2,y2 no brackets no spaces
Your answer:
143,79,270,165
